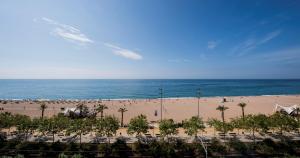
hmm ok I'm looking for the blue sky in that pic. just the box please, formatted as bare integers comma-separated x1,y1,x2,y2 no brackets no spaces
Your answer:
0,0,300,79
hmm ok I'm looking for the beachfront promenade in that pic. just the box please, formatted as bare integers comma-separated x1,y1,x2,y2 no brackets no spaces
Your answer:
1,95,300,142
2,95,300,157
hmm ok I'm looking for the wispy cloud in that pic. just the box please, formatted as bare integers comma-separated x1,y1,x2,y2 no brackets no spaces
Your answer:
259,30,281,44
40,17,93,45
259,47,300,64
207,40,219,49
167,59,191,63
231,30,282,56
104,43,143,60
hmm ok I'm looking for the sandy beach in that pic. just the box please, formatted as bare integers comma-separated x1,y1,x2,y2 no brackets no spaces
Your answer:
1,95,300,124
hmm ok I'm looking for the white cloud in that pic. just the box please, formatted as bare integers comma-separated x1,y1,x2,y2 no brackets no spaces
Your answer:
207,41,218,49
231,30,282,56
104,43,143,60
53,28,93,43
40,17,93,45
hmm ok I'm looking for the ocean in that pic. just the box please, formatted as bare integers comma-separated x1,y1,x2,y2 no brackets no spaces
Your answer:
0,79,299,100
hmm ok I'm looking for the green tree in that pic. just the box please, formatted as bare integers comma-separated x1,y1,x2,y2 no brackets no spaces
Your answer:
36,117,48,135
216,105,229,134
52,115,70,141
242,115,261,143
38,115,70,142
237,102,247,120
159,119,178,140
207,118,233,134
127,114,149,137
15,115,32,141
40,102,47,119
101,116,120,143
95,104,108,119
95,118,105,137
230,117,244,135
118,107,128,127
0,112,14,132
270,112,298,134
183,116,205,138
67,118,92,145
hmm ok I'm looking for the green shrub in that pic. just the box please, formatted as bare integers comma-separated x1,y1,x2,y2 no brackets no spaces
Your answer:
1,156,12,158
132,140,149,156
58,153,68,158
50,141,66,152
80,143,98,157
71,154,82,158
98,143,112,157
147,141,177,158
14,155,24,158
208,138,227,155
227,138,248,154
111,139,132,157
190,142,206,157
65,142,80,152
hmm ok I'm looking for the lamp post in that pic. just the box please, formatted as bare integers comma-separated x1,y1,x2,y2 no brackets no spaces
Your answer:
159,88,163,121
196,88,201,118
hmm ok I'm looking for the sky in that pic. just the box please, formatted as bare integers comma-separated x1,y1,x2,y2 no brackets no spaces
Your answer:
0,0,300,79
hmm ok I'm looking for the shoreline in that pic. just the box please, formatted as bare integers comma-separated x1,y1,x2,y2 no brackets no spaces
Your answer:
1,93,300,101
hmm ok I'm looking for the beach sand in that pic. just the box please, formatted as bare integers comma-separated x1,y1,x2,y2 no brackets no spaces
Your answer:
1,95,300,124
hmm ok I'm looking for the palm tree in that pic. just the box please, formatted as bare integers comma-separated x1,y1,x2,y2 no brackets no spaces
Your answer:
216,105,229,135
40,102,47,119
95,104,108,119
238,102,247,120
118,107,128,127
216,105,229,123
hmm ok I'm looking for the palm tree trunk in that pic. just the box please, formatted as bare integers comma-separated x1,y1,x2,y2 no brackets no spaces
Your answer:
242,108,245,120
221,111,225,123
121,112,124,127
41,110,44,119
221,111,225,131
101,111,104,119
221,111,226,139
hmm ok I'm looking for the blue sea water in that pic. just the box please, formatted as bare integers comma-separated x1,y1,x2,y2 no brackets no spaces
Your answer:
0,79,300,100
